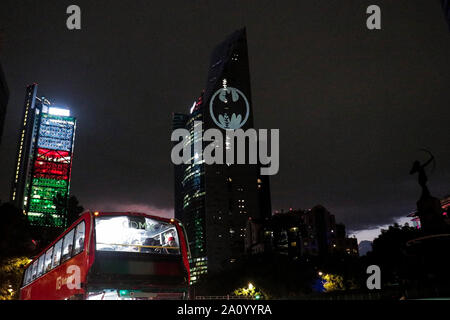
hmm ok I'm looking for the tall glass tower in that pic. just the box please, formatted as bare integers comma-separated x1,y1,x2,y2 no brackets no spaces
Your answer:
11,84,77,228
173,29,271,283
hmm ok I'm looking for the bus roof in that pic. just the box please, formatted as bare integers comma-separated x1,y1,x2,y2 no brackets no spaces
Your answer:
26,211,180,266
91,211,179,224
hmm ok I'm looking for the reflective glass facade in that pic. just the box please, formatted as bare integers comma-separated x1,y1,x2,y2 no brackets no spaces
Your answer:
173,29,271,284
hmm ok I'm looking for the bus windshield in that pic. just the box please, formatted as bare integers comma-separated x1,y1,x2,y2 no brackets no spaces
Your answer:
95,215,180,254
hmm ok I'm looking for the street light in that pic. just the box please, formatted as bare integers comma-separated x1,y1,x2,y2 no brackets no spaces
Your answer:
248,283,254,290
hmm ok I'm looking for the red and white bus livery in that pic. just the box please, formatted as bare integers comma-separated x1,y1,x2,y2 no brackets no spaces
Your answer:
20,211,190,300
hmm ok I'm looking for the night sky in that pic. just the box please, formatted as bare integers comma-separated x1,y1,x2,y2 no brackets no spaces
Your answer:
1,1,449,240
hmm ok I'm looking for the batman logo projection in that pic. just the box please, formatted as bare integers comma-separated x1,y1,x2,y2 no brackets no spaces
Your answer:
209,87,250,130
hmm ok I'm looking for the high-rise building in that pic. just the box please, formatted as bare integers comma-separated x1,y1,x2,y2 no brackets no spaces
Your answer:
173,112,189,224
11,84,77,228
0,61,8,146
173,29,271,283
245,206,359,259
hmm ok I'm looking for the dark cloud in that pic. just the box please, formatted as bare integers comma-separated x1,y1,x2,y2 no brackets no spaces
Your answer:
0,0,449,232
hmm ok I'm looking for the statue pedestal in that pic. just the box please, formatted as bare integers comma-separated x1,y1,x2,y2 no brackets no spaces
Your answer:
416,196,446,234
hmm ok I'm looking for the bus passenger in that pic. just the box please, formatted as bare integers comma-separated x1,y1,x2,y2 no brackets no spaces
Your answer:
63,244,73,261
142,238,158,253
163,236,178,254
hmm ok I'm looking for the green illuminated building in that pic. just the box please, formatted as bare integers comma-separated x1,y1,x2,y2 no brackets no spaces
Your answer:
11,84,76,228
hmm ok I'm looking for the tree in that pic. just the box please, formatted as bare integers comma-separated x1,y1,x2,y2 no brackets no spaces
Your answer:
0,202,35,258
233,282,267,299
192,254,316,298
322,273,345,292
0,257,31,300
365,223,423,286
66,196,84,226
53,194,84,227
0,202,35,300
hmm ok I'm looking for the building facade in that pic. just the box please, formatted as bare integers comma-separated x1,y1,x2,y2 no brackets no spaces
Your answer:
173,29,271,283
11,84,77,228
245,205,359,259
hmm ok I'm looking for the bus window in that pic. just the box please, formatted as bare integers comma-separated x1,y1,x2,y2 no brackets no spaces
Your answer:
73,221,85,255
31,260,38,280
22,268,27,286
24,267,31,286
61,229,75,262
37,255,45,277
162,230,180,254
26,266,32,284
95,215,180,254
52,238,63,268
44,246,53,272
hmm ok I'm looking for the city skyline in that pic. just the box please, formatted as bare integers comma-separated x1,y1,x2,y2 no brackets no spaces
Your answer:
1,1,450,243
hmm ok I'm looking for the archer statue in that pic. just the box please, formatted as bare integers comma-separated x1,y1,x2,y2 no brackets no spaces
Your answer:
409,149,435,199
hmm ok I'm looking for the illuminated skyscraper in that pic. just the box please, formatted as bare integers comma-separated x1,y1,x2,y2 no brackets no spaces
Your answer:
173,29,271,283
11,84,77,228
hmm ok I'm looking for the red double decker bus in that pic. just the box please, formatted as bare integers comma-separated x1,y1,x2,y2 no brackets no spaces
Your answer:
20,211,190,300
